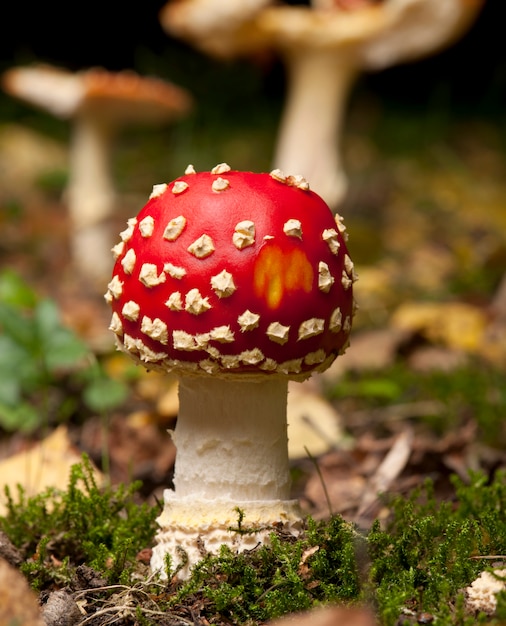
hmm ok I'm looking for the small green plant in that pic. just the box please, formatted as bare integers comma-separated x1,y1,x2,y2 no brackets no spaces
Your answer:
0,269,128,432
368,470,506,625
168,514,364,624
0,455,158,589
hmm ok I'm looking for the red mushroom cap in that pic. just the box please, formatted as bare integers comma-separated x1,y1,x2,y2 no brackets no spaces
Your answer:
106,165,356,380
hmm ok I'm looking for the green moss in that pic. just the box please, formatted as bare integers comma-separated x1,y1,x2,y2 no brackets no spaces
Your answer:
168,514,364,624
368,471,506,625
0,455,158,589
2,457,506,624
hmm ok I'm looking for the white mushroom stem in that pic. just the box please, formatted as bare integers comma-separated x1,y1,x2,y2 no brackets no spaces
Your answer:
174,376,291,499
273,48,358,211
66,113,116,285
151,376,303,579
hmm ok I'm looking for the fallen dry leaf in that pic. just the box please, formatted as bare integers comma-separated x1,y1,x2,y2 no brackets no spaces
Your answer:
0,557,45,626
321,327,409,381
357,428,413,519
78,413,176,487
406,345,469,372
156,380,180,418
303,451,367,519
267,604,378,626
391,301,487,353
0,425,102,516
287,381,349,459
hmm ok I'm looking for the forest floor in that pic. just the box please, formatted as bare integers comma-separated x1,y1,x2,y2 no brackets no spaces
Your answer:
1,76,506,625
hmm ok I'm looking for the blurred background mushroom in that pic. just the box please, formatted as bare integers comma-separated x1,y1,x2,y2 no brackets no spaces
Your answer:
159,0,485,211
158,0,273,56
1,64,193,289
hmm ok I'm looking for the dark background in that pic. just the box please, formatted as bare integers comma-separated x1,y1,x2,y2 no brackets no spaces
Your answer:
0,0,504,118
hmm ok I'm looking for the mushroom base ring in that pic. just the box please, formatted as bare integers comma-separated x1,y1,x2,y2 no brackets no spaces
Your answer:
151,497,303,579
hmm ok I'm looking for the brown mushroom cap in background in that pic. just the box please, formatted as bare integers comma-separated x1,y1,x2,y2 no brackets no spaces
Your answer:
1,64,193,124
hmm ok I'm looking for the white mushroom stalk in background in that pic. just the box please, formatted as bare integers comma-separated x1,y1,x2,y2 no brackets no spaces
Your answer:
1,64,192,287
159,0,484,211
105,164,357,578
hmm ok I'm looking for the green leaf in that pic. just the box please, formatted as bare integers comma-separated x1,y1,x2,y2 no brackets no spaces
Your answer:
34,299,64,338
34,300,90,370
44,327,90,371
83,377,129,413
0,401,41,432
0,336,40,393
0,269,38,308
0,301,37,350
360,379,401,399
350,378,402,400
0,373,21,406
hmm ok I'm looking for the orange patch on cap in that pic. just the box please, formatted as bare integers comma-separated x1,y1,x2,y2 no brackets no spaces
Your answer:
253,244,314,309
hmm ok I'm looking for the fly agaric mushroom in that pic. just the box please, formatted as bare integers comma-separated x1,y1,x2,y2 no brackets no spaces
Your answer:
1,64,192,287
160,0,484,210
105,164,356,578
159,0,272,56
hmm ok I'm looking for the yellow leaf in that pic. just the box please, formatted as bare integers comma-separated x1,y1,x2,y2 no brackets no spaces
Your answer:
391,301,487,352
0,426,103,516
